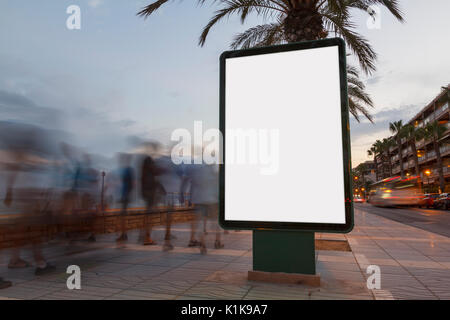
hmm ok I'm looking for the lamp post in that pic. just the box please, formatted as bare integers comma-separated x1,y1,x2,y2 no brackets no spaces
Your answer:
101,171,106,212
425,169,431,192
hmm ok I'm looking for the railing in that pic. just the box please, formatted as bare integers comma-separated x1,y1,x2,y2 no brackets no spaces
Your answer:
402,147,412,156
440,144,450,155
423,104,449,126
419,155,427,163
435,103,449,118
416,139,425,148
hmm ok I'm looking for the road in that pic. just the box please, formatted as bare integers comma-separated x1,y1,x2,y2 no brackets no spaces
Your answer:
354,203,450,238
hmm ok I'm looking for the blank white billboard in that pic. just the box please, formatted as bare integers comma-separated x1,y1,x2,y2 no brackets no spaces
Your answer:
221,39,352,231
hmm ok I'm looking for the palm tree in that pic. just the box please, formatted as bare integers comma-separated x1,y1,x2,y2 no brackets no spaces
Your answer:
381,137,395,177
423,121,447,193
389,120,406,178
367,147,377,181
355,162,368,197
368,139,384,180
137,0,404,122
403,124,424,179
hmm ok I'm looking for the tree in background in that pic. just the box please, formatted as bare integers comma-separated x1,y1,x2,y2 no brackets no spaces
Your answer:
381,137,395,177
138,0,404,122
403,124,425,180
423,121,447,193
389,120,406,178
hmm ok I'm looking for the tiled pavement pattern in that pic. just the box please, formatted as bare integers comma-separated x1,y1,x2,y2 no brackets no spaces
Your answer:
0,206,449,300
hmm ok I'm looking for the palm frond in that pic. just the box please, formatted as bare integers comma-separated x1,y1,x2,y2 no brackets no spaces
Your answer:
199,0,287,46
349,97,373,123
137,0,170,18
322,9,377,75
348,0,404,22
230,22,285,49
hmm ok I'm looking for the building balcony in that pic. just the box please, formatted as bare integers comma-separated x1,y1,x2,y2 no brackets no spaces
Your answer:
435,102,449,119
440,144,450,155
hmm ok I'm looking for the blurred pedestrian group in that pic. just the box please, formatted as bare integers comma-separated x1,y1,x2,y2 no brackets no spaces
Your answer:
0,122,224,289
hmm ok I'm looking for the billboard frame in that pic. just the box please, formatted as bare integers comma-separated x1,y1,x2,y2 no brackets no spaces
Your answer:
219,38,354,233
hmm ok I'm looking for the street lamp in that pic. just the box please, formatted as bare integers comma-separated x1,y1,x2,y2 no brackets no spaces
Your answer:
425,169,431,192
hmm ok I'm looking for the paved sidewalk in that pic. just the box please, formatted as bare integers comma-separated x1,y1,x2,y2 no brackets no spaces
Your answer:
0,206,449,300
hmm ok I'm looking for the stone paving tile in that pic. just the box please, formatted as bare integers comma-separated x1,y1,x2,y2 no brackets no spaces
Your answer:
156,268,213,282
131,279,198,295
220,263,251,273
142,257,190,268
84,262,135,274
176,295,215,300
106,290,177,300
183,282,250,300
115,265,169,279
106,253,161,265
244,285,312,300
388,287,438,300
0,284,61,300
182,260,228,271
37,285,122,300
309,290,372,300
317,261,362,272
1,207,450,300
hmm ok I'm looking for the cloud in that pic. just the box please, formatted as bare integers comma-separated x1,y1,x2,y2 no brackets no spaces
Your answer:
366,75,382,86
0,90,62,128
88,0,103,8
350,104,423,167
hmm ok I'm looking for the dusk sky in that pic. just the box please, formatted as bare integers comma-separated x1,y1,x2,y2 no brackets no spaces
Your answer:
0,0,449,167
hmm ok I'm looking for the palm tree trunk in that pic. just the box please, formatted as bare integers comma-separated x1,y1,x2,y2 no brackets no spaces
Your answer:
374,156,379,181
410,140,420,176
387,150,393,177
283,3,327,43
398,139,404,178
434,139,445,192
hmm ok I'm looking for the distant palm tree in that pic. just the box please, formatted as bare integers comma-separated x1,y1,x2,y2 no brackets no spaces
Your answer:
381,137,395,177
389,120,406,178
355,162,368,197
367,147,377,180
138,0,404,122
403,124,424,179
368,139,384,180
423,121,447,193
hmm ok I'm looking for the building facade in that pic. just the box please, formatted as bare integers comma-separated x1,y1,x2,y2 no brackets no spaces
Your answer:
374,85,450,191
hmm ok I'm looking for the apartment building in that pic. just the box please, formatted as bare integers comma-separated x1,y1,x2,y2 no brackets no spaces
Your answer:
354,160,376,183
375,85,450,190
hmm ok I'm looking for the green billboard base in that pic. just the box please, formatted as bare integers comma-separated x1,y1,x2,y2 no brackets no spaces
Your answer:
252,230,316,275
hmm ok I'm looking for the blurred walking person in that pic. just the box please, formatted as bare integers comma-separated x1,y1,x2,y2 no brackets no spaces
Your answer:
0,122,57,275
182,163,222,254
79,154,99,242
116,153,135,242
140,155,161,245
154,155,182,251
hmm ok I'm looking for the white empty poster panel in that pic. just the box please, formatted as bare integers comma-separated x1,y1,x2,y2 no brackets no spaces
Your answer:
221,39,352,231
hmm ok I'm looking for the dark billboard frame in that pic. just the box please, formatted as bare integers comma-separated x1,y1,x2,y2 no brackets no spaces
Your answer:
219,38,354,233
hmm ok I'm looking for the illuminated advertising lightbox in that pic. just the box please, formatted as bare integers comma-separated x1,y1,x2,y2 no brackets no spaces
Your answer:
219,38,353,233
